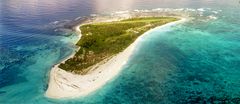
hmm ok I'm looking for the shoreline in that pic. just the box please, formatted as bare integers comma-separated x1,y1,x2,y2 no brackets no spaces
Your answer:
45,17,187,99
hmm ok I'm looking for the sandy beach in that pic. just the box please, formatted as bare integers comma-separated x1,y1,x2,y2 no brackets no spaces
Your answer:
45,18,187,99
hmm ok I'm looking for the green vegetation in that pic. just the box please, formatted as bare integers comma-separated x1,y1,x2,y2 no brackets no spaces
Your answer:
59,17,179,74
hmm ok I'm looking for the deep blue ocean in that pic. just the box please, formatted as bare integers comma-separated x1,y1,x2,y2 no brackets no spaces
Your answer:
1,0,240,103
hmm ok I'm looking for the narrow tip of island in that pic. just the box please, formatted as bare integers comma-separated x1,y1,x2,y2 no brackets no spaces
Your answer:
45,15,187,99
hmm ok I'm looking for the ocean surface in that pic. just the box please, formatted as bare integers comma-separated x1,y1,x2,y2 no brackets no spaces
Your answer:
1,0,240,103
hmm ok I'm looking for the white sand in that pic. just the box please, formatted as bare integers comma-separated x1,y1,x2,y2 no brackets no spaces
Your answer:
45,18,187,99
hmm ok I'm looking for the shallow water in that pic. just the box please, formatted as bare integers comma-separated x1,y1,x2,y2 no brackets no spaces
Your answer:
1,0,240,103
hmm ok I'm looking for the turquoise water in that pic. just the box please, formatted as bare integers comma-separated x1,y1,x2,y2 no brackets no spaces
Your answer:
1,0,240,103
60,11,240,103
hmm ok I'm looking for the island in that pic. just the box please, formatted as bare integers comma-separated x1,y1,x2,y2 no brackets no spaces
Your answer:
45,16,185,99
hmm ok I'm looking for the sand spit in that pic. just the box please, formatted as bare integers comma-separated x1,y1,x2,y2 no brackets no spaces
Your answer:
45,18,187,99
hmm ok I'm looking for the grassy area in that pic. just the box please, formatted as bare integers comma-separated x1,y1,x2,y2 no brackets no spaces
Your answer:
59,17,179,74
